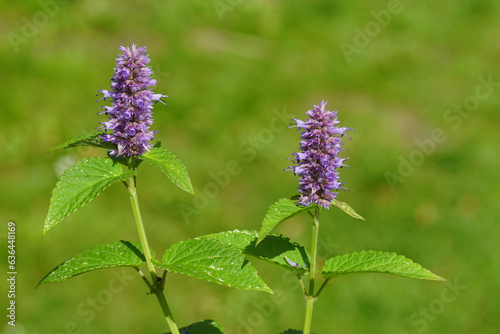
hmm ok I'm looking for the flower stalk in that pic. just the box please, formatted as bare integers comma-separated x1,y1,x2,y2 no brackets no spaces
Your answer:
303,209,320,334
126,173,180,334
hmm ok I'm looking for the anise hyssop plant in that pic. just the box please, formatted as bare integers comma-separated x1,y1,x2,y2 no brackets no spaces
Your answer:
250,101,445,333
40,45,273,334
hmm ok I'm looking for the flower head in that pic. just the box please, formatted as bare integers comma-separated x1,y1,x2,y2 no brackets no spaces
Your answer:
287,101,351,209
98,44,167,157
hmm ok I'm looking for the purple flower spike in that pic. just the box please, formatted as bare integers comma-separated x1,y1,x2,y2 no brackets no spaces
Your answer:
98,44,167,157
287,101,352,209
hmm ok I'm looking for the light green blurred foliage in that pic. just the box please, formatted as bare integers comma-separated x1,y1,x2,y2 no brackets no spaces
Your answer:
1,0,500,333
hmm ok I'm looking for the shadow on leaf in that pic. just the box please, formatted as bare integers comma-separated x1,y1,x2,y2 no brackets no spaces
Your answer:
120,240,146,262
245,235,310,267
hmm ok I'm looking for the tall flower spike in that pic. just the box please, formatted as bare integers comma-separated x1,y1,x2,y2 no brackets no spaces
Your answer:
97,44,167,157
287,101,351,209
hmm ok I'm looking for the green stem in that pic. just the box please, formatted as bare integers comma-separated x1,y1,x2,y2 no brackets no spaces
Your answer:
128,176,156,280
127,175,180,334
155,289,178,332
303,209,320,334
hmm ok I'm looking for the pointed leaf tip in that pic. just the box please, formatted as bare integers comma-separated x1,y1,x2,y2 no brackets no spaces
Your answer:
38,241,151,286
43,157,135,235
321,250,445,281
331,199,365,220
141,147,195,196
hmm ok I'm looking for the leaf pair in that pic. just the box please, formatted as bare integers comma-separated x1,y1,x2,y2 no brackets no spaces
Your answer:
255,198,444,282
257,198,365,244
44,134,195,235
38,233,273,294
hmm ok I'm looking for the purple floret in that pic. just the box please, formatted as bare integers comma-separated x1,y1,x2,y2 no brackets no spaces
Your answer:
287,101,351,209
98,44,167,157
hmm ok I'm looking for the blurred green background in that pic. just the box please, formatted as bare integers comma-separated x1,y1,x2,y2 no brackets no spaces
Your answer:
1,0,499,333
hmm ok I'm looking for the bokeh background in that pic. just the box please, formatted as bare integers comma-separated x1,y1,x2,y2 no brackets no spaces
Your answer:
1,1,499,333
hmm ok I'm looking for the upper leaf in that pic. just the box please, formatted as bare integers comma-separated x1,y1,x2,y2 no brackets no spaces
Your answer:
156,236,272,293
204,230,310,276
43,157,135,235
257,198,318,244
141,147,195,196
331,199,365,220
50,133,116,151
38,241,149,285
321,250,445,281
164,320,224,334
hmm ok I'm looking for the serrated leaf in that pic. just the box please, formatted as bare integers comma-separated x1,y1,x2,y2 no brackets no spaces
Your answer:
50,133,116,151
43,157,135,235
331,199,365,220
204,230,310,276
156,237,272,293
164,320,223,334
142,147,195,196
280,330,303,334
321,250,445,281
202,229,258,250
38,241,150,285
257,198,318,244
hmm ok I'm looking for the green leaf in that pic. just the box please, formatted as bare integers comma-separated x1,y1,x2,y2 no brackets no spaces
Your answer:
43,157,135,235
38,241,150,285
280,330,303,334
246,233,311,276
204,230,310,276
50,133,116,151
321,250,445,281
141,147,195,196
164,320,223,334
156,237,272,293
202,229,258,250
257,198,317,244
331,199,365,221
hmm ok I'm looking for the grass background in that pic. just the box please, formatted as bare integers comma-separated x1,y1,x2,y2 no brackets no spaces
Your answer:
1,0,499,333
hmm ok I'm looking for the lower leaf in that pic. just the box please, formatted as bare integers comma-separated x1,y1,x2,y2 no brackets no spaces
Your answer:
321,250,445,281
38,241,150,286
157,237,272,293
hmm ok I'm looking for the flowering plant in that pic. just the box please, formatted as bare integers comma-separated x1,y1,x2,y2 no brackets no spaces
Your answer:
40,45,272,334
252,101,445,333
40,46,444,333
